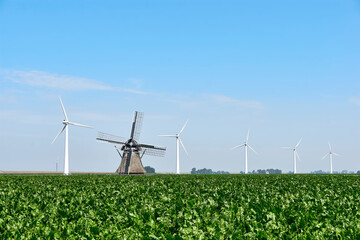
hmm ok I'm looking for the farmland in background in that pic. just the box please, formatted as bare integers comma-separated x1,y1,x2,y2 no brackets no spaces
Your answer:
0,174,359,238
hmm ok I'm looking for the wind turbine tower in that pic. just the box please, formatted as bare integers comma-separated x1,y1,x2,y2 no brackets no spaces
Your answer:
52,97,92,175
282,138,302,174
232,130,257,174
159,120,189,174
322,142,340,174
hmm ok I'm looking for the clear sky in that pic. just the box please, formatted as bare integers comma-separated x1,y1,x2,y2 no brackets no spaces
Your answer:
1,0,360,173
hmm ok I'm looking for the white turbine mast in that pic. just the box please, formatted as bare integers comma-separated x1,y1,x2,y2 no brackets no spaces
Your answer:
232,129,258,174
322,142,340,174
159,120,189,174
52,97,92,175
281,138,302,174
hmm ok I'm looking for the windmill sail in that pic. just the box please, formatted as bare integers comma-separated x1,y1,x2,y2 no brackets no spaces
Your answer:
130,111,144,141
96,132,125,145
139,143,166,157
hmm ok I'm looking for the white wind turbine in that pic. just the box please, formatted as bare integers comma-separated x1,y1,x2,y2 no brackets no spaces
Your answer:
52,97,92,175
232,130,258,174
159,120,188,174
322,142,340,174
282,138,302,174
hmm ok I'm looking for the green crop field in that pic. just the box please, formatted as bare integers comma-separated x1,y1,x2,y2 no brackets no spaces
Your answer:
0,174,359,239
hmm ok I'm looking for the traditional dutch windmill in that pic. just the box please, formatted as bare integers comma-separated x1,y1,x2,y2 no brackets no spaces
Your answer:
96,111,166,175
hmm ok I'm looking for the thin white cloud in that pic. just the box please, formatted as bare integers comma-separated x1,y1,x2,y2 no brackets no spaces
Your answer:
350,97,360,106
118,87,148,95
2,70,112,91
164,93,264,111
203,94,264,110
0,110,56,123
1,69,147,94
166,94,204,109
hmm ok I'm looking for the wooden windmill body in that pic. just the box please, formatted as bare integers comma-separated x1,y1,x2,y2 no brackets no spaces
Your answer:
97,111,166,175
114,141,146,175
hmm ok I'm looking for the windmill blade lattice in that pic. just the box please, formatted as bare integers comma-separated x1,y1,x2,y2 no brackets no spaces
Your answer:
130,111,144,141
97,132,126,145
139,144,166,157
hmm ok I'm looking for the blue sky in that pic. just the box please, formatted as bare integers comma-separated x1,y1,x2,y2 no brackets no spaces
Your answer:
1,0,360,173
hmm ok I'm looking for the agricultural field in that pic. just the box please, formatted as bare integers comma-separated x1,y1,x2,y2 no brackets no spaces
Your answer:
0,174,359,239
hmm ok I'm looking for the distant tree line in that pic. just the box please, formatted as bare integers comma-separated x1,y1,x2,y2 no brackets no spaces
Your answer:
144,166,155,173
311,170,358,174
310,170,328,174
143,166,360,174
241,169,282,174
191,168,230,174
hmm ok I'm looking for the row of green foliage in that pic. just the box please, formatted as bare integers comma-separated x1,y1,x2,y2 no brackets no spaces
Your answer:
191,168,230,174
0,174,359,239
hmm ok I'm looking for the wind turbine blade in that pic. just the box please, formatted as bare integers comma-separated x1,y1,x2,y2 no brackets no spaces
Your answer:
68,122,92,128
58,96,68,121
322,153,329,160
232,144,245,150
179,120,189,135
179,138,188,155
295,138,302,148
158,135,177,138
231,144,245,150
328,142,332,151
52,125,66,144
246,129,250,142
333,152,341,157
248,145,258,154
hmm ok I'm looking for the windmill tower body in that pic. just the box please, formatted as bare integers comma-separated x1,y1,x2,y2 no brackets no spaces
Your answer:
116,139,146,175
116,149,146,175
97,111,166,175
